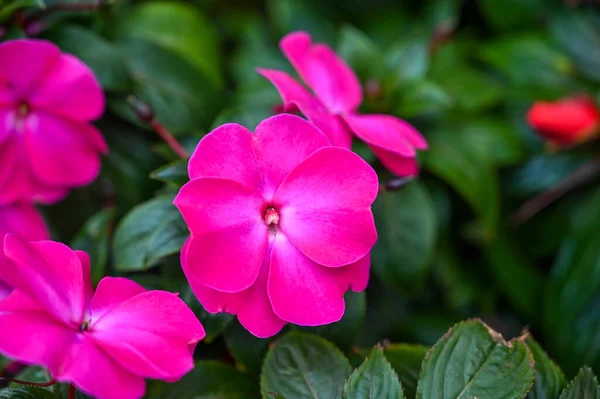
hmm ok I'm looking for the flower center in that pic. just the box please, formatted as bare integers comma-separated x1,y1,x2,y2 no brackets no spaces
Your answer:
80,320,90,332
264,207,280,226
17,102,29,118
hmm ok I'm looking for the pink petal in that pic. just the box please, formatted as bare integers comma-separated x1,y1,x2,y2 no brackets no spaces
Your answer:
89,291,204,380
29,54,104,122
253,114,329,198
175,177,268,293
185,238,286,338
188,123,261,188
0,39,60,100
258,69,353,148
281,32,363,114
75,251,94,314
339,253,371,292
268,234,345,325
0,203,49,301
2,236,88,327
0,120,68,205
274,147,378,267
342,113,427,157
90,277,147,321
0,290,75,372
24,110,105,187
371,146,420,177
0,202,48,240
55,335,145,399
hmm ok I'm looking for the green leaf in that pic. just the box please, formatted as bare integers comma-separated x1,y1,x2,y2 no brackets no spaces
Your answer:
299,291,366,352
344,347,404,399
543,188,600,375
44,25,132,92
527,337,566,399
383,30,430,88
114,1,223,86
337,25,384,81
150,160,189,188
396,80,454,118
485,233,545,321
0,387,58,399
268,0,337,45
113,196,187,271
424,129,500,237
261,332,351,399
477,0,547,31
225,320,275,376
70,208,114,284
372,182,437,292
0,0,44,22
385,344,429,399
559,368,600,399
147,361,259,399
111,38,223,135
550,9,600,83
479,34,575,100
183,289,233,343
416,320,535,399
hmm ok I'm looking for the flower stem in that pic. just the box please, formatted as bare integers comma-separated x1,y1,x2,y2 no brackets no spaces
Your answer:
510,156,600,226
0,377,57,387
379,176,413,193
127,95,189,159
69,383,76,399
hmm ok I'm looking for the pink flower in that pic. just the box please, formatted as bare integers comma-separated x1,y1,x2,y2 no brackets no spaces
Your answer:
258,31,428,177
0,203,48,300
0,236,205,399
0,39,107,205
174,114,377,338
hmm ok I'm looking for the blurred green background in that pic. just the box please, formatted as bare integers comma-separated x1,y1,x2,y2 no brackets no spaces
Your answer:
2,0,600,397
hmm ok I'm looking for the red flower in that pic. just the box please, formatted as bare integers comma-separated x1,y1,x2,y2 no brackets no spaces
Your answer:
527,96,599,147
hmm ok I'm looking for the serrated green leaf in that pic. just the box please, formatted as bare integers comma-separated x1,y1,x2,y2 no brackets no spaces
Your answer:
147,361,259,399
559,368,600,399
70,208,114,284
416,320,535,399
527,337,566,399
385,344,429,399
44,25,132,92
113,196,187,271
114,1,223,86
343,347,404,399
372,182,437,293
261,332,351,399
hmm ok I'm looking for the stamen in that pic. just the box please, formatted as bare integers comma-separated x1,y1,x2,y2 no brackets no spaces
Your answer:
264,207,280,226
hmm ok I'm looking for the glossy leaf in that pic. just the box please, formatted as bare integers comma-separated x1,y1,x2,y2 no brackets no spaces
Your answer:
372,182,437,293
416,320,535,399
113,195,187,271
385,344,429,399
261,332,351,399
343,347,403,399
559,368,600,399
527,337,566,399
0,387,58,399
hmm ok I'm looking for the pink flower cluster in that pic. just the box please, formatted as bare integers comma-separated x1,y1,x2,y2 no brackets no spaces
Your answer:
0,30,427,398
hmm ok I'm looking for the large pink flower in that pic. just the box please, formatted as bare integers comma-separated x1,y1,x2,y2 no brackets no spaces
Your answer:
0,236,205,399
259,31,428,177
175,114,378,338
0,203,48,300
0,39,107,205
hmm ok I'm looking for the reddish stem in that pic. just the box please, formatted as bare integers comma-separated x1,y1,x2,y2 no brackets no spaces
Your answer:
151,120,189,159
127,95,189,159
0,377,57,387
69,383,76,399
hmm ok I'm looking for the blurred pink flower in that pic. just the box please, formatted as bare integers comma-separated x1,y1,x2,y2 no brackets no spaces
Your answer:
259,31,428,177
175,114,378,338
0,39,107,205
0,203,48,300
0,236,205,399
